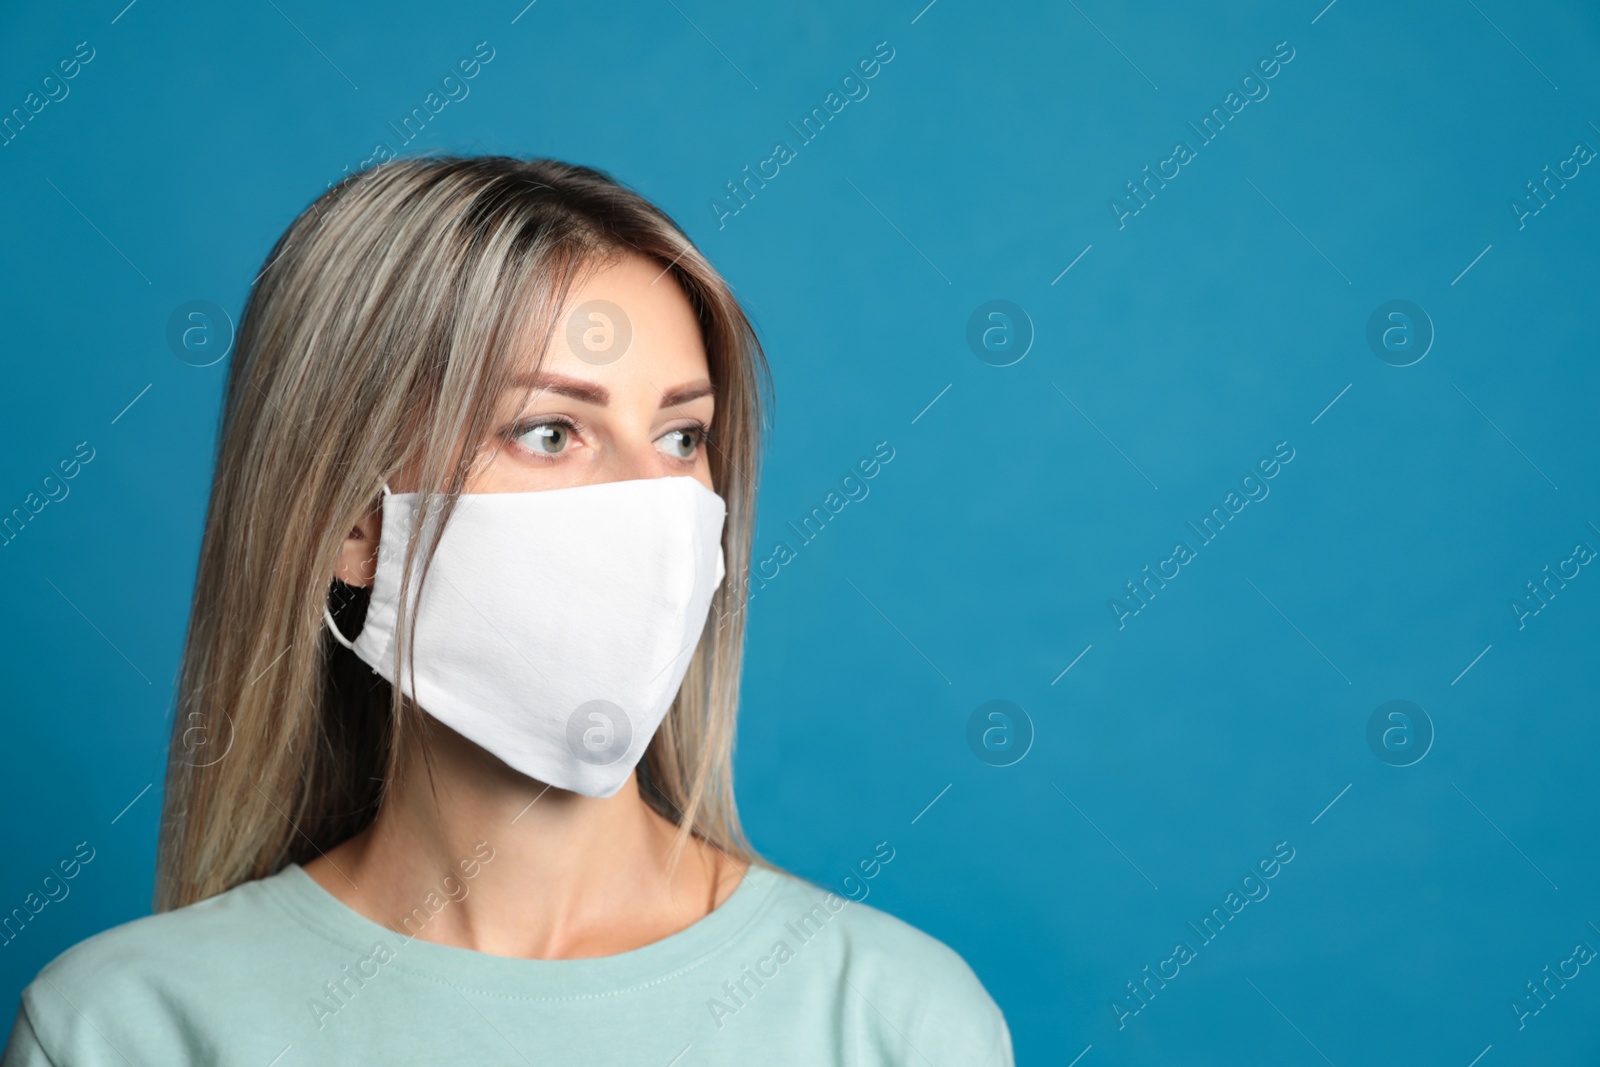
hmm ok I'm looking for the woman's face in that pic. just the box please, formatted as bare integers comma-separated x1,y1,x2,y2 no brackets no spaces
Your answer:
333,252,715,587
470,251,716,495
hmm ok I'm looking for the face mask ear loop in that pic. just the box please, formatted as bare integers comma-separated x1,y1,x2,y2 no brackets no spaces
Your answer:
324,481,392,652
323,605,358,651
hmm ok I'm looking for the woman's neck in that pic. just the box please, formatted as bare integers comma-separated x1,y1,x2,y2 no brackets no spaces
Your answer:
301,717,745,959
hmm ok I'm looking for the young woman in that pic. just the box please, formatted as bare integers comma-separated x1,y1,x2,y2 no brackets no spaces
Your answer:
2,156,1012,1065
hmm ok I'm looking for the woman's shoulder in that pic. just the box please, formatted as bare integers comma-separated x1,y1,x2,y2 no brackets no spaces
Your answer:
7,870,298,1064
747,863,1014,1065
27,870,285,991
755,862,985,976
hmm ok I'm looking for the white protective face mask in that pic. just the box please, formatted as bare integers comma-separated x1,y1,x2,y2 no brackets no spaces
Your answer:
323,476,727,799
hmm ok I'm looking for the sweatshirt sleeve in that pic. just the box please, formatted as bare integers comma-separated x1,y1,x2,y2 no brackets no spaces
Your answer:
1,1001,59,1067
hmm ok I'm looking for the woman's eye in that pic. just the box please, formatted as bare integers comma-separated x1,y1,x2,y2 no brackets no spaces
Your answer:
660,426,703,460
516,422,571,455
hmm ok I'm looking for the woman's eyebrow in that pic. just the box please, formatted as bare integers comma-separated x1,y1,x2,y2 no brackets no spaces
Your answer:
511,372,607,405
658,379,715,407
509,372,714,409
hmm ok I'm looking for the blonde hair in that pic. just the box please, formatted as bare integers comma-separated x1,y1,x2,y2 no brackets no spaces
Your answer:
155,156,771,911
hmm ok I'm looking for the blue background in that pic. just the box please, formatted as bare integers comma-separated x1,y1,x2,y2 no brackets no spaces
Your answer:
3,0,1598,1062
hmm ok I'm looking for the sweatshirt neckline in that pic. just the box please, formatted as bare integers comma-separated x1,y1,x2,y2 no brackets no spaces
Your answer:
261,859,781,999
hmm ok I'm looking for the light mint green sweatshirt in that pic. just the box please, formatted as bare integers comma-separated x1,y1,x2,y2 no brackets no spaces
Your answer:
2,861,1011,1065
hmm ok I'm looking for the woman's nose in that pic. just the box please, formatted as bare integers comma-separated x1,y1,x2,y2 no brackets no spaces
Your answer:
596,434,670,485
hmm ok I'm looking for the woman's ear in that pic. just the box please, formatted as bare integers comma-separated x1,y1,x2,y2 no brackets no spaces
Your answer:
332,498,382,588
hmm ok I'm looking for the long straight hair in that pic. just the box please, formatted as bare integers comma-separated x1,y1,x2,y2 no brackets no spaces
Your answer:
155,156,771,911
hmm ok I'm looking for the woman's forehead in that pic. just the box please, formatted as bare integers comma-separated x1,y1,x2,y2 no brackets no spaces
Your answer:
517,253,711,387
